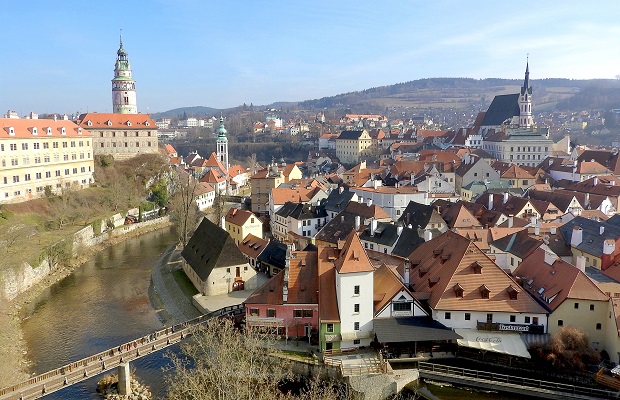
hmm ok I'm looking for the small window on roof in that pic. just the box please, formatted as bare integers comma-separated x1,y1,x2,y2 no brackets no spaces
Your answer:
127,121,132,126
107,120,112,126
32,127,38,135
145,121,150,126
46,127,52,135
61,127,66,135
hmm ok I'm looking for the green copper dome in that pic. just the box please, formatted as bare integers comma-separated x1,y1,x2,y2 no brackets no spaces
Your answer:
216,114,228,141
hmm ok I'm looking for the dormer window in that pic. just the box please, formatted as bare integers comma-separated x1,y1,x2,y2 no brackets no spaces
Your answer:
428,276,439,288
453,283,464,298
507,285,520,300
107,120,112,126
127,121,132,126
419,266,430,278
479,284,490,299
31,127,38,135
60,127,66,135
87,120,92,126
46,127,52,135
7,127,15,136
145,121,150,126
470,261,483,274
77,128,82,135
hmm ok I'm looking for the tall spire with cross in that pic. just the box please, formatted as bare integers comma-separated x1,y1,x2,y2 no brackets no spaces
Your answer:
216,112,229,173
112,30,138,114
518,55,533,128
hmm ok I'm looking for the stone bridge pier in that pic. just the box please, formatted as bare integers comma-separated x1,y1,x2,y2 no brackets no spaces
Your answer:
118,363,131,396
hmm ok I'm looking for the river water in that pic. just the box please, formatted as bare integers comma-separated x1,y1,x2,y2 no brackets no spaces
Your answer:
20,226,180,399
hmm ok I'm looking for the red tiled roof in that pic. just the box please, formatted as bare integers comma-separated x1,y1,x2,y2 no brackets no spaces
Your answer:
225,207,257,227
238,234,268,259
77,113,156,130
0,118,92,138
334,231,375,274
318,246,340,322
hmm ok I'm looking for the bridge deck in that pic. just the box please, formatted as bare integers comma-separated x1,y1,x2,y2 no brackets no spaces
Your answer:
417,362,619,400
0,304,243,400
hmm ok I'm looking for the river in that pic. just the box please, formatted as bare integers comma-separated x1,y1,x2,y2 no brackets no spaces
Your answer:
20,226,180,399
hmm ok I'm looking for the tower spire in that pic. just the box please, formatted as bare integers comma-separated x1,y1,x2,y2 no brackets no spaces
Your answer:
518,56,533,128
112,34,137,114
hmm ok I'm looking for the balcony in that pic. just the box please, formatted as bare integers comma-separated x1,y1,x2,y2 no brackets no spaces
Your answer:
477,321,545,334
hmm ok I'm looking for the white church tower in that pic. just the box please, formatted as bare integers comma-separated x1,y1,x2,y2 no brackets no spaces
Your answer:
518,58,533,128
216,113,229,172
112,34,138,114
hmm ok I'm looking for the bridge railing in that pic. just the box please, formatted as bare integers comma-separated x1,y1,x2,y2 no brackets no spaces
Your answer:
0,303,246,397
418,362,619,399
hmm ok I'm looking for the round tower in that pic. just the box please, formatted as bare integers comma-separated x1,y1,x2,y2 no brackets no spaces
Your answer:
216,113,229,173
518,58,533,128
112,35,137,114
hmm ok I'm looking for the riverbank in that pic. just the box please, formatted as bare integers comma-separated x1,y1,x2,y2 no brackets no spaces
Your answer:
0,218,174,389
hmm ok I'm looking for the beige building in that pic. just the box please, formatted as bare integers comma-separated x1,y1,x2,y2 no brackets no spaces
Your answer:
0,117,94,203
224,207,263,245
76,113,158,160
250,164,285,215
335,129,373,165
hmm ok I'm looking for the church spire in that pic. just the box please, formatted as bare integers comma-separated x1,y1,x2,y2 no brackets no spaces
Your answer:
216,112,229,173
518,56,533,128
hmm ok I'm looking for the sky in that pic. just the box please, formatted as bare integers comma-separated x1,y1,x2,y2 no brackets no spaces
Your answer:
1,1,619,115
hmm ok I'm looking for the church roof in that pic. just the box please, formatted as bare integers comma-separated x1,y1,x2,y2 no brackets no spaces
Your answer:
480,94,520,127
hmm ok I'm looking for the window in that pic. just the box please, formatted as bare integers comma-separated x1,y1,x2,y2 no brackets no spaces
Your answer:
21,143,28,150
524,316,531,324
354,285,360,295
250,308,259,316
353,322,360,331
35,172,41,179
267,309,276,318
393,302,411,312
596,323,602,330
486,313,493,323
10,144,17,151
353,339,361,345
62,142,67,148
558,320,563,326
354,304,360,313
590,304,595,311
510,315,516,323
574,303,579,309
33,143,40,149
294,309,302,318
445,312,451,320
464,313,471,320
303,309,312,318
326,324,334,333
533,317,539,325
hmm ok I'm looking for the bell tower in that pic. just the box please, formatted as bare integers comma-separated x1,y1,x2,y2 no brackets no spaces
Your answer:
216,113,229,173
112,33,138,114
518,57,533,128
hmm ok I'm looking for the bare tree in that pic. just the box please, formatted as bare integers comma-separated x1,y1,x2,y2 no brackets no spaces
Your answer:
164,318,349,400
170,169,200,247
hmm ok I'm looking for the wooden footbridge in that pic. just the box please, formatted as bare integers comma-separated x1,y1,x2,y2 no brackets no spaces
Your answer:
417,361,620,399
0,304,244,400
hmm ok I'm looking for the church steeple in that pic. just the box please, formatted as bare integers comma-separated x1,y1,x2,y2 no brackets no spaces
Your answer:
216,113,229,173
518,56,533,128
112,32,138,114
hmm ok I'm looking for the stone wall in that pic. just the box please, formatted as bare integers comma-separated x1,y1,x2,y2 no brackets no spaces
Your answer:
0,216,171,302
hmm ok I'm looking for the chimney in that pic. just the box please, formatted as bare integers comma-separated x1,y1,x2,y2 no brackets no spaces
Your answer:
339,186,344,194
355,215,361,231
603,239,615,255
550,226,557,235
358,196,363,203
397,224,403,236
503,192,509,204
534,225,540,236
220,216,226,230
508,215,514,228
571,226,583,247
373,179,380,189
530,216,537,226
424,229,432,241
371,218,378,236
594,176,598,186
488,193,494,210
367,198,372,207
600,226,605,235
575,255,586,272
341,215,345,223
544,251,556,266
404,258,411,285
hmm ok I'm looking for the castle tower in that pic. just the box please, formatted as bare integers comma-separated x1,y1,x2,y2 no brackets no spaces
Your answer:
216,113,229,173
112,34,137,114
518,58,533,128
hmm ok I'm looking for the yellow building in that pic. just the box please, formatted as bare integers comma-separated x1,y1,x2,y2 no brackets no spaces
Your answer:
77,113,158,160
224,207,263,245
0,117,94,203
250,165,284,215
335,129,372,165
514,249,609,349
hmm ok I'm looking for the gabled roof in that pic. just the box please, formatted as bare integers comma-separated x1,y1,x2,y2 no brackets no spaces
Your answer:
391,227,425,258
0,118,92,138
238,234,268,259
204,152,227,172
344,201,391,220
577,149,620,174
200,168,226,184
271,186,321,205
77,113,156,130
334,231,375,274
225,207,257,227
373,264,421,316
322,186,356,214
489,230,542,260
181,218,248,281
359,222,401,247
526,189,581,213
514,248,608,312
337,130,367,140
480,94,520,127
318,246,340,322
433,200,482,229
399,201,436,228
257,240,288,269
559,216,620,257
407,231,546,314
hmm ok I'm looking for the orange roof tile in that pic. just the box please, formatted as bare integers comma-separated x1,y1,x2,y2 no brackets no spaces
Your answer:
0,118,92,138
373,263,417,315
238,234,268,259
225,207,258,227
334,231,375,274
77,113,156,130
318,246,340,322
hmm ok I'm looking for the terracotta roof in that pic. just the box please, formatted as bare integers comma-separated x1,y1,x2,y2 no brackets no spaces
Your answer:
344,201,391,220
373,264,418,315
204,152,227,171
514,248,608,312
238,234,268,259
417,129,448,139
282,163,298,178
194,181,215,195
499,164,535,180
163,143,177,156
0,118,92,138
77,113,156,130
318,246,340,322
407,231,546,314
577,161,610,174
577,149,620,174
225,207,257,227
334,231,375,274
200,169,226,184
270,186,320,205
